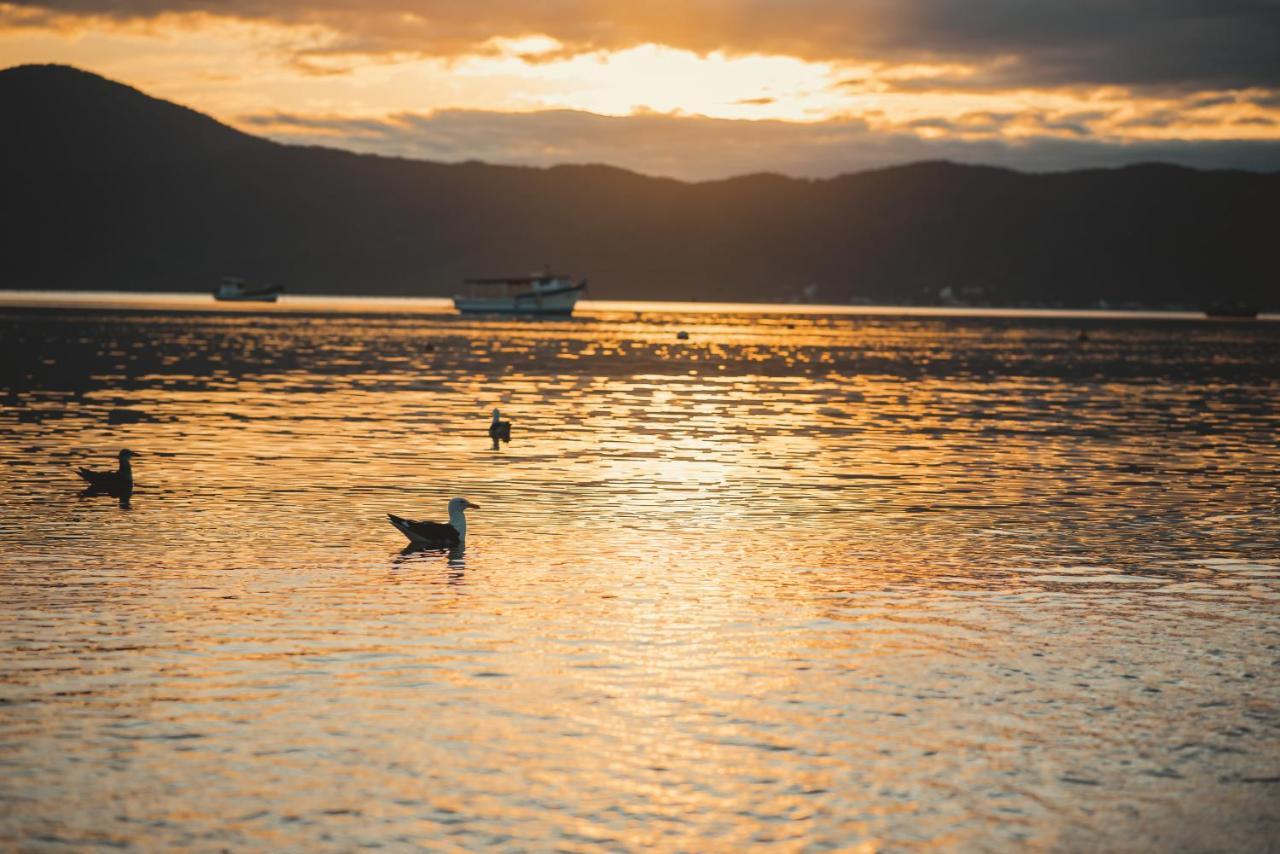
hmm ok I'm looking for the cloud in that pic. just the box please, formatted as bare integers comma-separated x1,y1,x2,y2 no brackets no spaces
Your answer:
1116,109,1220,130
6,0,1280,91
1247,90,1280,108
927,109,1112,137
235,107,1280,180
1186,93,1241,110
5,3,1277,179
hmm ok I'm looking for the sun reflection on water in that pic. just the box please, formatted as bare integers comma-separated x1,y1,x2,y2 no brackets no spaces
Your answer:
0,304,1277,849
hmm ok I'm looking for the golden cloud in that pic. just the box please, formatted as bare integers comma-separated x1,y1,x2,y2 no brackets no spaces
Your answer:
4,0,1280,91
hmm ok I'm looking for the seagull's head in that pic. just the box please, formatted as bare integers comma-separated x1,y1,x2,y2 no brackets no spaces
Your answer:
449,497,479,512
491,408,501,420
119,449,140,460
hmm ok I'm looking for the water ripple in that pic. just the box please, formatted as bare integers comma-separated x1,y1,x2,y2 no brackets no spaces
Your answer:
1,305,1278,849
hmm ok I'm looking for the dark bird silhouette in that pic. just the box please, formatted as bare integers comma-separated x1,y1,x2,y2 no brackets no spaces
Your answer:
76,449,138,509
388,497,479,549
489,408,512,450
77,449,138,492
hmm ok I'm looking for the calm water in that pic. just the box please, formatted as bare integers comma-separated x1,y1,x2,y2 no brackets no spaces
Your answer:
1,298,1278,850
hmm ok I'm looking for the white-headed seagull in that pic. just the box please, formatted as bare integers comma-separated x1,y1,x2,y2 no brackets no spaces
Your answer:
388,497,479,548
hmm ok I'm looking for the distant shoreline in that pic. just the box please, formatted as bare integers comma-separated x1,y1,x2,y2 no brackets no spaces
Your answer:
0,289,1275,322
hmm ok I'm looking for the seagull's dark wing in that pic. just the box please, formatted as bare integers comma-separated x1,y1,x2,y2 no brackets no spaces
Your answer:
388,514,460,546
77,466,114,486
407,520,459,542
496,421,512,442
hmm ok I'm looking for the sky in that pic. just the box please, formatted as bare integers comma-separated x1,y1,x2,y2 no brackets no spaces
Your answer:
3,0,1280,180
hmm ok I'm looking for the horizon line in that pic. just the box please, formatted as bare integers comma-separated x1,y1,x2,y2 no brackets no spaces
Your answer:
2,289,1275,322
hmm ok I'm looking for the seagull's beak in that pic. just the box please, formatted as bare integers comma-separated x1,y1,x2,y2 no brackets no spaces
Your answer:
466,501,480,509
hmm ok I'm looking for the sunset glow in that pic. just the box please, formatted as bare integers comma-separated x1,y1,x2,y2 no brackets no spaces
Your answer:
2,2,1278,177
3,3,1280,848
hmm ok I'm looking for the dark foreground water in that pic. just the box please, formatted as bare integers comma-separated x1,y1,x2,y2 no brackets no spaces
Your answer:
1,298,1278,850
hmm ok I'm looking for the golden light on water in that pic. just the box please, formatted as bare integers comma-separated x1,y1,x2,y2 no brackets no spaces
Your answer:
3,0,1280,836
1,297,1278,848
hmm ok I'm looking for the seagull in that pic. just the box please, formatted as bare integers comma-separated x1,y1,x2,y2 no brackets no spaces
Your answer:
388,497,479,548
77,449,138,493
489,408,512,450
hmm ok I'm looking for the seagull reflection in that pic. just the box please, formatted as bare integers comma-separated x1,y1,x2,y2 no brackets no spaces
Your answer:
78,483,132,509
445,545,466,583
391,542,467,583
396,541,464,557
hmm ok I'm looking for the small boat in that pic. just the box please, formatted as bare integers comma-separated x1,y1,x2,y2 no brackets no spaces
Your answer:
214,276,284,302
453,272,586,315
1202,301,1260,319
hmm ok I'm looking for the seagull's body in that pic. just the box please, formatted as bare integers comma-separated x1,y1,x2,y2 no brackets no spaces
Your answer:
489,408,512,450
77,449,138,493
388,497,479,549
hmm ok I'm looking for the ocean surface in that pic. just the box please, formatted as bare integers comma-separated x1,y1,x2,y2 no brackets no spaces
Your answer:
1,294,1278,851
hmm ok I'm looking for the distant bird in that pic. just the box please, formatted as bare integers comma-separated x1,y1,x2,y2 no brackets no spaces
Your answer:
388,497,479,548
77,449,138,493
1077,329,1090,342
489,408,512,450
677,330,690,340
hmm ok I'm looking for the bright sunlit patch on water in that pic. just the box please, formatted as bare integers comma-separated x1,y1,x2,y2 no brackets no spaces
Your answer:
5,289,1271,320
0,301,1278,849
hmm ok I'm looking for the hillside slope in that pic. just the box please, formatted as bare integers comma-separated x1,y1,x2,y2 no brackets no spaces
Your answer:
2,64,1275,306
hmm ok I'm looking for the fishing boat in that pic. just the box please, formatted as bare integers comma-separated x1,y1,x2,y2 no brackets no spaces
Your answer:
1202,301,1260,319
453,272,587,315
214,276,284,302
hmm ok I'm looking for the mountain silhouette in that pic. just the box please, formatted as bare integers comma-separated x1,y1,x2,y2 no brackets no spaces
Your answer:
0,64,271,167
2,63,1275,307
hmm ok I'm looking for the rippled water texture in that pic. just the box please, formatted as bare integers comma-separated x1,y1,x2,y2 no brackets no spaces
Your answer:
2,301,1278,850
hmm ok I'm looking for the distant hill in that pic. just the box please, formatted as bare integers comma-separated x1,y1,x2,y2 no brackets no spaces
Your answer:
2,63,1275,307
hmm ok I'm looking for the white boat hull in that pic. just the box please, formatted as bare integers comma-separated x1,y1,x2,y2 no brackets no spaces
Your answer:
453,283,584,315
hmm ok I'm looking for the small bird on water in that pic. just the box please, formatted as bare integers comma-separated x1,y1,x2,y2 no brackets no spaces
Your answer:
489,408,512,450
388,497,479,549
77,449,138,492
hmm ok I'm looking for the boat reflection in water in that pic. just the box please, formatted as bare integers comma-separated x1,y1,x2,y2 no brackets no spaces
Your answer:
453,271,587,315
1202,300,1261,319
